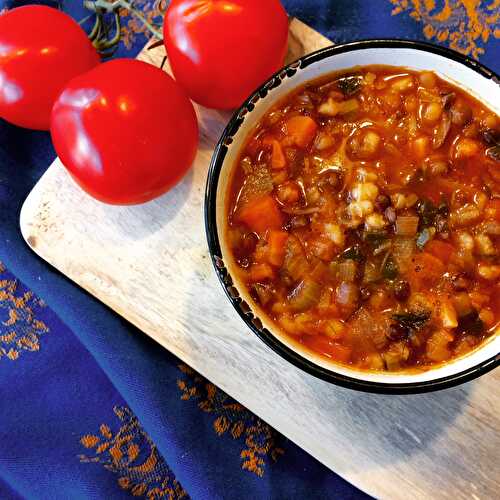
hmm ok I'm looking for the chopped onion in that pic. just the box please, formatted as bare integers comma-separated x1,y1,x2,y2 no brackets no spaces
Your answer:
283,235,309,281
288,278,322,312
426,330,453,362
382,342,410,371
363,260,380,283
407,115,417,137
338,259,358,282
381,255,399,280
253,284,273,306
237,166,273,206
450,100,472,126
324,319,346,339
478,220,500,236
417,88,441,103
373,240,392,256
392,237,415,273
315,133,336,151
335,281,359,307
449,205,481,228
395,216,419,236
338,98,360,114
318,98,359,117
451,293,473,318
240,156,253,174
432,111,451,149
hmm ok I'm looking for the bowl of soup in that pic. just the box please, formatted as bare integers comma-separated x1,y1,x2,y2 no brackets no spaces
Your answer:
205,40,500,393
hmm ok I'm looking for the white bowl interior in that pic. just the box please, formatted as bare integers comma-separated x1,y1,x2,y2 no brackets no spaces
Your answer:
216,46,500,385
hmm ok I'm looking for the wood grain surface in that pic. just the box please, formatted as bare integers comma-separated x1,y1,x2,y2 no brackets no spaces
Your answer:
20,19,500,499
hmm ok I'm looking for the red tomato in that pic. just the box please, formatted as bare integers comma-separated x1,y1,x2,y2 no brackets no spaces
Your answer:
51,59,199,205
163,0,289,110
0,6,100,130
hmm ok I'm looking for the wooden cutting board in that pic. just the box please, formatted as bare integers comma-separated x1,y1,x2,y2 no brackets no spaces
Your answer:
20,19,500,500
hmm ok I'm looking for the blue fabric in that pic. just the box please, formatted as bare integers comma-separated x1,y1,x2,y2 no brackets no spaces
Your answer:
1,0,498,498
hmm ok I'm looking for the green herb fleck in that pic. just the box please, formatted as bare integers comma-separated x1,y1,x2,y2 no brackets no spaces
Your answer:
382,256,399,280
340,245,364,262
392,311,431,331
457,312,485,335
417,199,437,227
336,75,363,96
437,200,449,215
363,231,389,248
486,145,500,161
481,129,500,146
468,318,485,334
416,227,436,250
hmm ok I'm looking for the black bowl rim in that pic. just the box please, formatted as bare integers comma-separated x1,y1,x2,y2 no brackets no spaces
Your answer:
205,39,500,394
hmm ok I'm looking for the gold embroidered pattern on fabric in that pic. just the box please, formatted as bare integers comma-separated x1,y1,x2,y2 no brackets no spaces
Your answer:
0,263,48,361
177,364,285,477
79,406,187,499
119,0,166,49
390,0,500,59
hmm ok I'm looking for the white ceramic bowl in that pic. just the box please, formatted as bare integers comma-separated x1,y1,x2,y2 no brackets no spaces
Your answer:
205,40,500,393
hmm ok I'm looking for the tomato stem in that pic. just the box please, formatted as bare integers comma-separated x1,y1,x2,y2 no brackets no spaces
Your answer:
83,0,165,53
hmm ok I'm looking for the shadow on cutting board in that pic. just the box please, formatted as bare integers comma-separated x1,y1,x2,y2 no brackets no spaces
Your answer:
101,165,195,241
303,374,471,466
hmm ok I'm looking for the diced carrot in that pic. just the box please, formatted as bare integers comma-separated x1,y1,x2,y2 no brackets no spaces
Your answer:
266,230,288,267
284,116,318,148
408,252,445,290
237,195,284,234
484,199,500,222
305,336,352,363
425,240,455,262
263,137,287,169
248,263,274,282
271,140,286,169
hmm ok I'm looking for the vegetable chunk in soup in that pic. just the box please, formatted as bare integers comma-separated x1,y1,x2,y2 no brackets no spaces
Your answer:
227,66,499,372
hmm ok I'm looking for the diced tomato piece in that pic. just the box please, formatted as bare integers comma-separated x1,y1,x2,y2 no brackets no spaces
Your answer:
284,116,318,148
237,195,284,234
263,137,286,169
408,252,445,290
305,336,352,363
266,230,288,267
425,240,455,262
484,199,500,222
248,263,274,282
